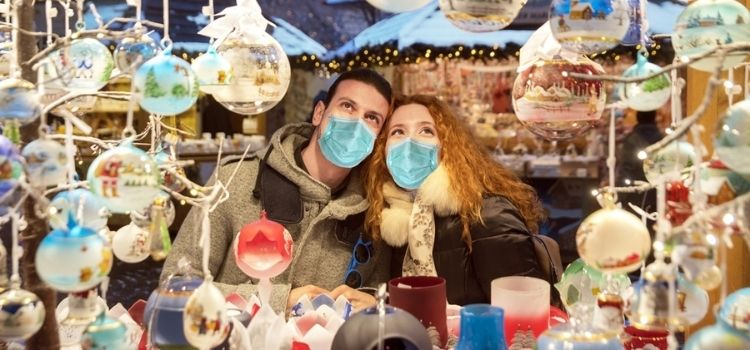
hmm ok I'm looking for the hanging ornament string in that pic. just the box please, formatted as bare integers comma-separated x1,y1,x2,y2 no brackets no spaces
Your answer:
655,181,667,262
607,107,617,193
44,0,54,46
8,0,18,78
64,115,77,185
64,0,71,36
123,76,139,140
135,0,143,26
670,57,682,127
9,209,21,288
161,0,171,49
75,0,84,31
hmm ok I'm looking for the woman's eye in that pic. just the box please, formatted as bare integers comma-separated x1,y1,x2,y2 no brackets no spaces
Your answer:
421,128,435,135
390,129,404,136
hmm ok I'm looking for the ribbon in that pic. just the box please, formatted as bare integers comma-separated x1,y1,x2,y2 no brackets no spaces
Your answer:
197,0,274,43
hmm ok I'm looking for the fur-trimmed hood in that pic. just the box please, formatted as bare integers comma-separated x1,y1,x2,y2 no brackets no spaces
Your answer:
380,164,460,247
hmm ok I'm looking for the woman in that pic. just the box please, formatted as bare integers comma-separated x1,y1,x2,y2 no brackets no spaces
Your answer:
364,94,547,305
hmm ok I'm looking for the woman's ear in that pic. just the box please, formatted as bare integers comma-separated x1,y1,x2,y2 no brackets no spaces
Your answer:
312,101,326,127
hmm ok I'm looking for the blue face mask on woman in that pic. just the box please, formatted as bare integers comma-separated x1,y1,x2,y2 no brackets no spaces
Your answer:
318,116,376,168
386,138,440,190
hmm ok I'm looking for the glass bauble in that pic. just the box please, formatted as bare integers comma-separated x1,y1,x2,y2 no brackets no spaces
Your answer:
112,222,150,264
80,312,128,350
673,0,750,72
620,0,647,46
234,211,293,279
536,323,624,350
131,192,176,228
619,53,671,111
367,0,431,12
720,287,750,334
87,143,161,214
35,225,113,292
191,46,233,95
183,281,230,348
576,207,651,273
21,139,67,188
144,274,203,348
114,34,159,75
0,288,45,341
715,99,750,174
549,0,630,54
643,141,696,184
555,258,631,311
512,57,606,140
215,30,291,115
154,150,187,193
50,38,114,92
684,321,750,349
626,262,689,330
133,50,199,116
439,0,525,32
0,78,41,124
0,136,23,206
49,189,109,232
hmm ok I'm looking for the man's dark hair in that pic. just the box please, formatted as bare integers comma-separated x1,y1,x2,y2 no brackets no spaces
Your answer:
322,69,392,107
636,110,657,124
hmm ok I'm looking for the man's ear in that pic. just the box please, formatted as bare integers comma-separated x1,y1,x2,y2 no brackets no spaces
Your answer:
312,101,326,127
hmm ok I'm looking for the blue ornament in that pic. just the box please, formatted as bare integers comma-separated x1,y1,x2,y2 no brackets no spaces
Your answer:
455,304,507,350
35,225,113,292
144,275,203,348
715,100,750,174
133,49,199,116
720,288,750,334
22,139,68,188
0,78,41,124
49,189,109,232
684,321,750,349
618,52,671,111
80,311,128,350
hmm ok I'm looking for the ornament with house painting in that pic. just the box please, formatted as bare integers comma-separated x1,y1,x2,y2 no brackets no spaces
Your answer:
673,0,750,72
439,0,525,32
549,0,630,55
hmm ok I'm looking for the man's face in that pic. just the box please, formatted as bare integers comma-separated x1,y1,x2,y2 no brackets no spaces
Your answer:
312,80,390,137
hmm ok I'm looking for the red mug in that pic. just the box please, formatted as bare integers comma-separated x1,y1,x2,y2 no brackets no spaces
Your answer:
623,325,669,350
388,276,448,347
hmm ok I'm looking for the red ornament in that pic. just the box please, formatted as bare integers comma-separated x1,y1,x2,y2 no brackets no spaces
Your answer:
666,181,692,226
234,211,293,279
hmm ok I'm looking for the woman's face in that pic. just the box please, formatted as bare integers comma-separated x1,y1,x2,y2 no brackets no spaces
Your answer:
386,103,440,148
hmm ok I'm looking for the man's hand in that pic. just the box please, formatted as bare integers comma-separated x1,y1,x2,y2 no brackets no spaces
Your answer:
287,285,329,312
330,285,377,312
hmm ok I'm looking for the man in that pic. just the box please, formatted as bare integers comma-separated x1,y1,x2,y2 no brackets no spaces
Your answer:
162,69,393,314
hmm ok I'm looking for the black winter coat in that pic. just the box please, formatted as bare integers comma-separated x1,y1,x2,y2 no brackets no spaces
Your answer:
392,196,546,306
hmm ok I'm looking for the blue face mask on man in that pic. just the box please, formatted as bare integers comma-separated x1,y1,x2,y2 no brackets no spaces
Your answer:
386,138,440,190
318,116,376,168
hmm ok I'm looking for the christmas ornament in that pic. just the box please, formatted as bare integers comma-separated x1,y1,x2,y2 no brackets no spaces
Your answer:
620,0,648,46
455,304,507,350
143,194,173,261
643,141,696,184
671,230,722,290
0,78,41,124
618,52,671,111
666,180,692,226
0,137,24,208
144,274,203,348
214,23,291,115
133,49,199,116
683,321,750,349
112,222,150,264
715,99,750,174
720,287,750,334
549,0,630,54
439,0,525,32
555,258,631,311
367,0,431,13
234,211,293,280
183,280,230,348
331,305,433,350
114,33,159,75
512,56,606,140
626,262,689,330
576,203,651,274
191,45,233,95
21,139,67,188
87,143,161,214
673,0,750,72
536,323,624,350
0,287,45,341
35,225,113,293
50,38,114,92
131,192,176,228
676,275,710,325
49,189,109,232
701,159,750,206
154,147,187,193
57,288,106,326
79,311,128,350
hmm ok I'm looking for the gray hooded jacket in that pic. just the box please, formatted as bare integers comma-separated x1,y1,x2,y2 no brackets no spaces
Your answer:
161,123,392,313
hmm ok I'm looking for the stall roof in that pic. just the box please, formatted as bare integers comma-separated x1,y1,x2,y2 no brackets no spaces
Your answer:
329,0,685,59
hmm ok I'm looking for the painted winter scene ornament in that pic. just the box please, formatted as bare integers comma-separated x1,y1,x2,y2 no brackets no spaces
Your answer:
21,139,67,188
619,53,671,111
192,46,234,95
215,29,291,115
133,49,199,116
549,0,631,54
183,280,230,348
512,56,606,140
439,0,525,32
715,99,750,174
49,189,109,232
0,78,41,124
114,33,160,75
0,288,45,341
643,140,696,184
87,143,161,214
720,287,750,334
49,38,114,92
35,225,113,293
673,0,750,72
576,205,651,274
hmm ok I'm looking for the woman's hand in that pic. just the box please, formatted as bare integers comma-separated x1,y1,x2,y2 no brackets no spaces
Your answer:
330,285,377,312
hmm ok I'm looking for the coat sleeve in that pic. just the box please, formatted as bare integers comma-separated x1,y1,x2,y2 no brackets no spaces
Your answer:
160,163,292,314
470,197,545,301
